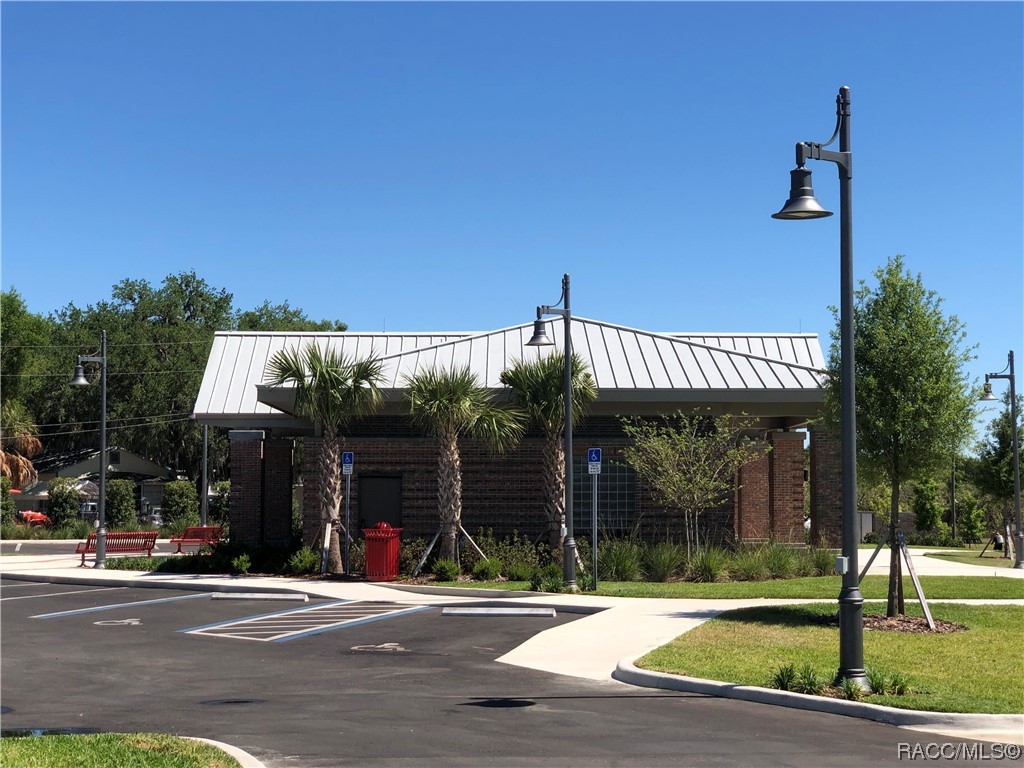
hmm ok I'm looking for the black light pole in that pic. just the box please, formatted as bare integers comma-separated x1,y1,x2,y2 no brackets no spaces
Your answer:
773,86,866,687
70,331,108,569
526,274,578,591
981,351,1021,569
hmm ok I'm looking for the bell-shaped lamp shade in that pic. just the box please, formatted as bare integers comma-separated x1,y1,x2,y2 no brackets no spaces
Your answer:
980,381,998,401
772,167,833,220
70,364,90,387
526,319,554,347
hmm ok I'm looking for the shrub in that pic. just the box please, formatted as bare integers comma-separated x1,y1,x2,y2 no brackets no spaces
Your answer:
230,553,251,575
398,536,428,575
105,479,137,529
730,546,769,582
506,562,535,582
1,477,16,527
597,537,644,581
432,557,460,582
287,546,320,575
838,677,864,701
769,663,797,691
473,528,542,577
807,547,836,577
162,481,199,526
643,541,687,582
348,539,365,574
762,542,798,580
889,672,912,696
60,520,95,540
163,514,199,538
689,546,730,583
472,557,501,581
794,664,826,696
47,477,80,528
866,668,889,695
530,563,563,592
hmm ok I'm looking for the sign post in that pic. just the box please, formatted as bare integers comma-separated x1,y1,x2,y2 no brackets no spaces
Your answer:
342,451,354,575
588,448,601,591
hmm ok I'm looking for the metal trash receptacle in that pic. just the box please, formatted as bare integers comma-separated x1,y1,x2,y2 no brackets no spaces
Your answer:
363,522,402,581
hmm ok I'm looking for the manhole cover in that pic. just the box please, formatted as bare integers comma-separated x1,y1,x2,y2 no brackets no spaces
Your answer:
199,699,265,706
462,698,535,708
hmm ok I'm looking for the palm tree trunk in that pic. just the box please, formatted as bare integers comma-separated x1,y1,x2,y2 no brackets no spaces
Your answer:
543,431,565,551
438,431,462,564
320,427,344,574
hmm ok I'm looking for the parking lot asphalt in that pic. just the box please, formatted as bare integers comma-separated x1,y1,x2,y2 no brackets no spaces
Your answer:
3,575,1010,768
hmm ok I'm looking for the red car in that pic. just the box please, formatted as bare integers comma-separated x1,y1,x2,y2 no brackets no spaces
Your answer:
17,510,51,527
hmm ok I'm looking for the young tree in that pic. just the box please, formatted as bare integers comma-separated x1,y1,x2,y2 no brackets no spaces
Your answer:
500,352,597,550
46,477,80,529
912,479,944,535
974,389,1024,551
822,255,975,616
621,410,770,555
106,479,138,529
406,366,524,563
266,345,383,574
162,480,200,528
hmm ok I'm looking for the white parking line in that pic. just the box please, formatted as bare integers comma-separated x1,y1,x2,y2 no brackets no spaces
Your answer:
0,586,126,602
1,582,51,590
32,592,208,619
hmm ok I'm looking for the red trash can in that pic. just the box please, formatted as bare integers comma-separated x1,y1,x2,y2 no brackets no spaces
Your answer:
363,522,402,581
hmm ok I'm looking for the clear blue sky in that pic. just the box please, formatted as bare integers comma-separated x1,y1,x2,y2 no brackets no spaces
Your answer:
3,2,1021,429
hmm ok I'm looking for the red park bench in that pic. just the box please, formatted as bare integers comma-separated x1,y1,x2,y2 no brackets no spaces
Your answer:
170,525,223,554
76,531,158,567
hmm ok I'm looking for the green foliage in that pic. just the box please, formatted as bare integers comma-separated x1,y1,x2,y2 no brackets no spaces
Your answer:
208,480,230,525
431,557,461,582
689,546,730,583
807,547,836,577
597,537,644,581
953,493,986,544
769,663,797,691
507,561,537,582
838,677,864,701
287,546,320,575
622,410,770,553
761,542,798,579
912,479,944,533
889,672,912,696
731,546,769,582
105,479,137,529
472,557,501,580
866,668,889,695
230,553,251,574
235,299,347,332
974,389,1024,509
530,563,565,593
795,664,826,696
47,477,80,528
0,477,15,526
162,481,199,526
398,537,428,575
472,529,542,577
0,731,243,768
643,541,687,582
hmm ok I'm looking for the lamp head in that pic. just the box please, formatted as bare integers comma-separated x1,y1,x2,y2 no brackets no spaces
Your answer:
980,380,998,401
526,319,554,347
772,166,833,220
70,364,90,388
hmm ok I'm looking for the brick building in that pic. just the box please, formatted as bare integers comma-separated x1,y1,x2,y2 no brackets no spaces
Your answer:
193,318,843,549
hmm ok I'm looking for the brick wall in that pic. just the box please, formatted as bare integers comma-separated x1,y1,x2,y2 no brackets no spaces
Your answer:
228,430,264,547
810,426,842,547
735,448,770,540
768,431,805,543
262,439,294,546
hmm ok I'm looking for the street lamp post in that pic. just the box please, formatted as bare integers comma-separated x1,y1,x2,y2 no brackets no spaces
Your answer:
70,330,108,569
526,273,578,591
773,86,867,686
980,350,1022,569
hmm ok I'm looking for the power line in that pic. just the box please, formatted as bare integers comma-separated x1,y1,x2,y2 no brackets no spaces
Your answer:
1,370,206,378
36,415,196,438
24,412,195,430
3,339,215,350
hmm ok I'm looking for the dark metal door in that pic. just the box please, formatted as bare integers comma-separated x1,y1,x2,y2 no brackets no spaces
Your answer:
358,476,402,529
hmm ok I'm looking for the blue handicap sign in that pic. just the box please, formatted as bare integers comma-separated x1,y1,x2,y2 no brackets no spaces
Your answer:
342,452,354,465
587,448,602,463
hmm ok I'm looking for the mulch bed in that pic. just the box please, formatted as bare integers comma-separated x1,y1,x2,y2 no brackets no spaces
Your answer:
814,613,967,634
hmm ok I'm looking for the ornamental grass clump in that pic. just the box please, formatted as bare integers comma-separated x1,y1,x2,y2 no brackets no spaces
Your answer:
598,537,644,581
688,546,730,583
730,545,769,582
643,541,687,582
762,542,798,579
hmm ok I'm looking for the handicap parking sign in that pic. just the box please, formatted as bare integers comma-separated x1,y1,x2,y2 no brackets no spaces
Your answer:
342,452,354,475
587,448,601,463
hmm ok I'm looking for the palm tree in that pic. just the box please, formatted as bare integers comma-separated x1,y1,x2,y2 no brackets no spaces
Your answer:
405,366,524,563
500,352,597,550
0,400,43,489
265,345,384,574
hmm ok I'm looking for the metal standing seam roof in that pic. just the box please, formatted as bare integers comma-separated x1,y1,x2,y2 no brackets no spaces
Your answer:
192,320,825,419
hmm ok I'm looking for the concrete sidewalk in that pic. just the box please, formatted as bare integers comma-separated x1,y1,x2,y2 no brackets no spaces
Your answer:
3,544,1022,750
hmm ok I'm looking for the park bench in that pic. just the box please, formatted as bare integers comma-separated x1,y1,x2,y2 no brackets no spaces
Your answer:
76,531,158,566
169,525,223,554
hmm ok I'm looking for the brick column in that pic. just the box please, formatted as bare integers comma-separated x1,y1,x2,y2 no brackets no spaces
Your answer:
263,438,294,546
810,425,842,547
229,430,264,547
768,431,805,543
301,438,323,549
735,444,770,542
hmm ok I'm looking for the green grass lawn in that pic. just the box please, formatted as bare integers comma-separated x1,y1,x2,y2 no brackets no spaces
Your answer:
0,733,240,768
926,551,1016,569
436,574,1024,600
637,603,1024,714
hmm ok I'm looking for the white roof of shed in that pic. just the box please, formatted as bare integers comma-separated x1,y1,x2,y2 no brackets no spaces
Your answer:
193,318,825,424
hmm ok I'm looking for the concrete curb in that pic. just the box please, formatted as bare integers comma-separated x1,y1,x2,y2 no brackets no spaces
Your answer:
613,656,1024,734
188,737,266,768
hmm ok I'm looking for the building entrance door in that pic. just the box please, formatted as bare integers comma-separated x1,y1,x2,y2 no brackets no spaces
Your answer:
359,476,402,529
